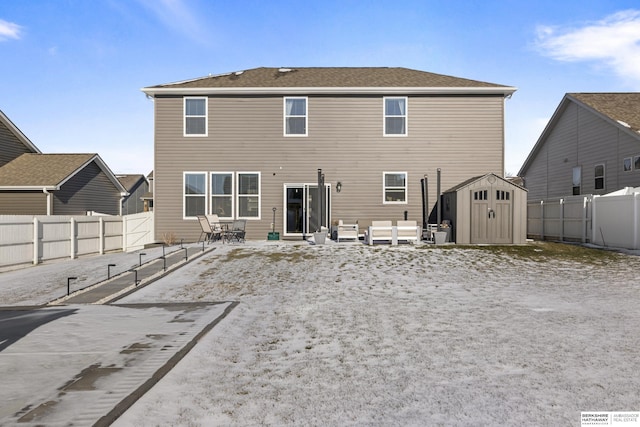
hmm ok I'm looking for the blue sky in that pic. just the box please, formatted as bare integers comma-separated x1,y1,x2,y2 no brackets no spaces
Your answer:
2,1,640,175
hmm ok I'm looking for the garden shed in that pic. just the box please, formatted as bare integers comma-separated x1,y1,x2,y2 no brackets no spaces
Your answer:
441,173,527,244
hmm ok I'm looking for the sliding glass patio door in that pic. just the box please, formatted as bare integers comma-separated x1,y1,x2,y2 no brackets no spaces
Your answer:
284,184,330,237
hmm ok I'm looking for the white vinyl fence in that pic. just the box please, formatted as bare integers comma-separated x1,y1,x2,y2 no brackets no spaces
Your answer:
591,192,640,249
0,212,155,268
527,195,593,243
527,189,640,250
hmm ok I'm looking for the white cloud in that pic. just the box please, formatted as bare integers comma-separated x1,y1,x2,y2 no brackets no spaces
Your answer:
0,19,22,41
137,0,210,45
535,10,640,83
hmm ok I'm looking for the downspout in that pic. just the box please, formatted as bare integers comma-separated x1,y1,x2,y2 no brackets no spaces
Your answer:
43,188,52,215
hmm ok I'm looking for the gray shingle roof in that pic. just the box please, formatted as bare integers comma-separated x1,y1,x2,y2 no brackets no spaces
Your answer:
116,174,146,192
148,67,511,90
0,153,96,187
569,93,640,133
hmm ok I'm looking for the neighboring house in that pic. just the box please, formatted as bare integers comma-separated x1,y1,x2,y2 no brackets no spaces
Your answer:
519,93,640,200
117,173,150,215
141,170,154,212
0,109,41,166
0,153,127,215
142,67,516,241
0,110,127,216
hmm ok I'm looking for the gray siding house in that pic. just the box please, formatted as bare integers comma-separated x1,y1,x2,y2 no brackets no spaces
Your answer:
142,67,516,241
0,109,40,166
118,173,150,215
519,93,640,200
0,153,127,215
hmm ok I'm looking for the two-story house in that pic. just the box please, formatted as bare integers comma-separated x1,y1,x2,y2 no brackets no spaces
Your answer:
519,93,640,200
142,67,516,241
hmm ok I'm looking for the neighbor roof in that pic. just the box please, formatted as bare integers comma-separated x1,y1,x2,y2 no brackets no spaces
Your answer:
569,93,640,133
0,153,127,192
143,67,516,96
519,93,640,176
116,174,147,192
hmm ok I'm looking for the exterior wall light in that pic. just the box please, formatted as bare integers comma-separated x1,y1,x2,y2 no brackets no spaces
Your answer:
336,182,342,193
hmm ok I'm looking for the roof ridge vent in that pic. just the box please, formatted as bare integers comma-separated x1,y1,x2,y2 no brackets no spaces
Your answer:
278,68,293,73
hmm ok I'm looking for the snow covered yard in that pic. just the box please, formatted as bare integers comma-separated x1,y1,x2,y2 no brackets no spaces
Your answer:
112,242,640,426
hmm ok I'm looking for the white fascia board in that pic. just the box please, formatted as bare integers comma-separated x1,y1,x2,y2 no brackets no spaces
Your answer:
142,86,518,97
0,186,58,191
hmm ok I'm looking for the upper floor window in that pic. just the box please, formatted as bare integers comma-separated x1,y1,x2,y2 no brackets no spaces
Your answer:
624,157,632,172
383,172,407,203
384,97,407,136
184,97,207,136
284,97,307,136
594,164,605,190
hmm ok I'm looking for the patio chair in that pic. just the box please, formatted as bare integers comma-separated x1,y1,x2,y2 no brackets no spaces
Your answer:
225,219,246,243
197,215,218,243
396,220,420,243
337,220,358,242
206,214,223,241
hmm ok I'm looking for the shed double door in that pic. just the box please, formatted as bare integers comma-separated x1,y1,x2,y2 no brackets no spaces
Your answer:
470,187,512,244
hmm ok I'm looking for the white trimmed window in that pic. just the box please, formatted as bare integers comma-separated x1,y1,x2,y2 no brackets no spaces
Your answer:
384,97,407,136
595,164,605,190
383,172,407,203
572,166,581,195
284,97,307,136
624,157,632,172
211,172,233,219
184,172,207,218
237,172,261,219
184,97,207,136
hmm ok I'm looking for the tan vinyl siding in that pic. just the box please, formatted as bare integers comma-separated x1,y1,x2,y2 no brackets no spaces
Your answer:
0,191,47,214
0,122,33,167
154,94,506,240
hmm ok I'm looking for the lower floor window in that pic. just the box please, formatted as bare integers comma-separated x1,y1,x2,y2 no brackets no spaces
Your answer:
184,173,206,217
572,166,581,195
237,173,260,218
383,172,407,203
184,171,260,219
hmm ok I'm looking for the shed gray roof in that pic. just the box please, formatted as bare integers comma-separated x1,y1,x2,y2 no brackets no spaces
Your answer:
443,173,527,193
143,67,516,96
